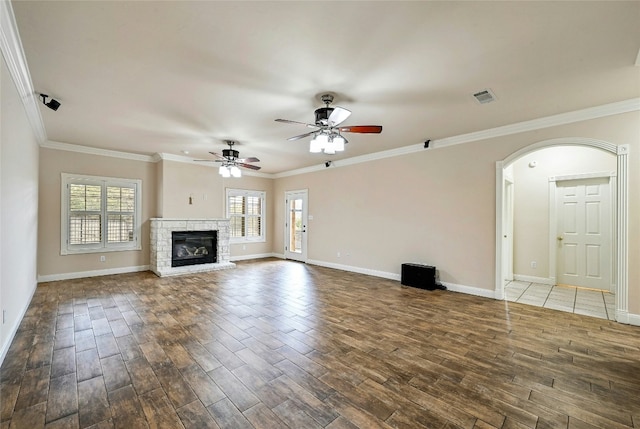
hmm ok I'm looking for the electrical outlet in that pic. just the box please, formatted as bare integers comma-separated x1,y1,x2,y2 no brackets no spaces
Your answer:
242,245,246,250
337,252,341,258
530,261,537,269
100,255,106,262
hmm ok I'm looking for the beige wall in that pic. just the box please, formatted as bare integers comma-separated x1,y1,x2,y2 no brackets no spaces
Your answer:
272,111,640,314
156,159,274,258
38,149,157,277
32,109,640,319
1,55,40,358
512,146,616,279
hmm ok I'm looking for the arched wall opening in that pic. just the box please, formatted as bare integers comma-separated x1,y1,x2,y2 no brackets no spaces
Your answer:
495,138,629,323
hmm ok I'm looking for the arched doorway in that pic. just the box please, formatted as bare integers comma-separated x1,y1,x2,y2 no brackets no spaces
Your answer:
495,138,629,323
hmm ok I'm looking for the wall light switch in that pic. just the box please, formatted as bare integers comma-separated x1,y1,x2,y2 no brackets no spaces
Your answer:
100,255,106,262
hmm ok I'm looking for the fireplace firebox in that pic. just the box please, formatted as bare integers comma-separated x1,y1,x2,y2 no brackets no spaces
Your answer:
171,230,217,267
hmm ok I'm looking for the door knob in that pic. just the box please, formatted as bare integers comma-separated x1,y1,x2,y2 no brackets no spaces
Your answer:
557,236,563,241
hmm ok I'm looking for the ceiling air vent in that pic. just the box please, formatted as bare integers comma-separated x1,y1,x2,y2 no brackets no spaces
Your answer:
473,88,497,104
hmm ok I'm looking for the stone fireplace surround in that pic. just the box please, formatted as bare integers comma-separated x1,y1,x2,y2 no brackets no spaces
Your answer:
150,218,235,277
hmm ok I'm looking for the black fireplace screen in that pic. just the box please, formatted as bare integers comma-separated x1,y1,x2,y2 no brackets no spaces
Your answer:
171,230,217,267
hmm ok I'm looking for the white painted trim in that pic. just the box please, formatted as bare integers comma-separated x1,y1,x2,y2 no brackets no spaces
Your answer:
306,259,400,281
513,274,556,286
0,0,47,144
37,265,149,283
613,309,640,326
442,282,497,299
495,161,505,300
60,173,143,255
273,144,423,178
306,259,497,299
229,252,280,262
43,141,156,162
0,279,37,366
615,145,629,323
275,99,639,178
284,189,309,262
503,138,618,165
435,99,639,150
549,171,616,182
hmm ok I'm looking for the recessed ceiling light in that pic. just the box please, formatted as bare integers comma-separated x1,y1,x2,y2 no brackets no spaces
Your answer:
182,150,190,155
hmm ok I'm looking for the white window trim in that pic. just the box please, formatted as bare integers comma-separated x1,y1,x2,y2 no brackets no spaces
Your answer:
226,188,266,244
61,173,142,255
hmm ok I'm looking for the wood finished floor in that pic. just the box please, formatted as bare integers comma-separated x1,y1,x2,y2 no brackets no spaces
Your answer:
1,259,639,429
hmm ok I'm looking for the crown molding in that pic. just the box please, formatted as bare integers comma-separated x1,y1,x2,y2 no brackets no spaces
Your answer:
276,98,640,177
37,97,639,177
42,140,156,162
0,0,47,143
432,98,640,150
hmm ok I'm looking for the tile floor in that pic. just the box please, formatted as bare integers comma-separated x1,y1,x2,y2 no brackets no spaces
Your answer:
505,280,615,320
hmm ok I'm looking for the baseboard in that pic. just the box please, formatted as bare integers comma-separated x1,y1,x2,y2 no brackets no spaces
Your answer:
37,265,150,283
306,260,499,298
441,282,498,299
615,310,640,327
229,253,281,262
513,274,555,285
0,280,38,366
306,259,400,281
627,312,640,327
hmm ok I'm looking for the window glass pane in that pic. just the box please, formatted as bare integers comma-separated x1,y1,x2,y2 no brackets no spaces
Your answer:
230,216,244,238
228,196,244,215
107,214,134,243
246,216,261,237
107,186,135,212
246,196,261,215
69,214,102,244
70,184,101,212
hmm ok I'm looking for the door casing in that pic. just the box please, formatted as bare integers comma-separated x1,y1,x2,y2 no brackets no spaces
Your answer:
284,189,308,262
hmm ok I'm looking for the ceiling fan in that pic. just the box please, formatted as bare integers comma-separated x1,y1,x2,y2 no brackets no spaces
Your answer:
275,94,382,154
195,140,260,177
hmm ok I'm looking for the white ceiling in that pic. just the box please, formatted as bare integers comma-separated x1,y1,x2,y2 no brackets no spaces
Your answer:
11,1,640,174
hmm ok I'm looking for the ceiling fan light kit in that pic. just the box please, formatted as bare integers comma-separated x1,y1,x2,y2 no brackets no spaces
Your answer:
309,133,345,154
195,140,261,177
276,93,382,154
219,164,242,178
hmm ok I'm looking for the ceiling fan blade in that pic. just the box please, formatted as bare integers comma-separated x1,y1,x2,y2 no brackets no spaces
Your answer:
237,157,260,163
193,159,216,162
237,163,261,170
338,125,383,134
275,119,319,129
208,151,226,160
287,131,316,141
328,106,351,126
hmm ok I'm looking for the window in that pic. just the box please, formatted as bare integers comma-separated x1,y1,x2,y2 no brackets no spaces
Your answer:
61,173,142,255
226,189,266,242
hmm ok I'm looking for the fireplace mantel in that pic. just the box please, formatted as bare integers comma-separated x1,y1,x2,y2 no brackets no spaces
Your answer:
150,218,235,277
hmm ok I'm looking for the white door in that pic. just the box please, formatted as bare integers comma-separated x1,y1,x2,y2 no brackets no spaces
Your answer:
556,177,612,291
284,190,308,262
